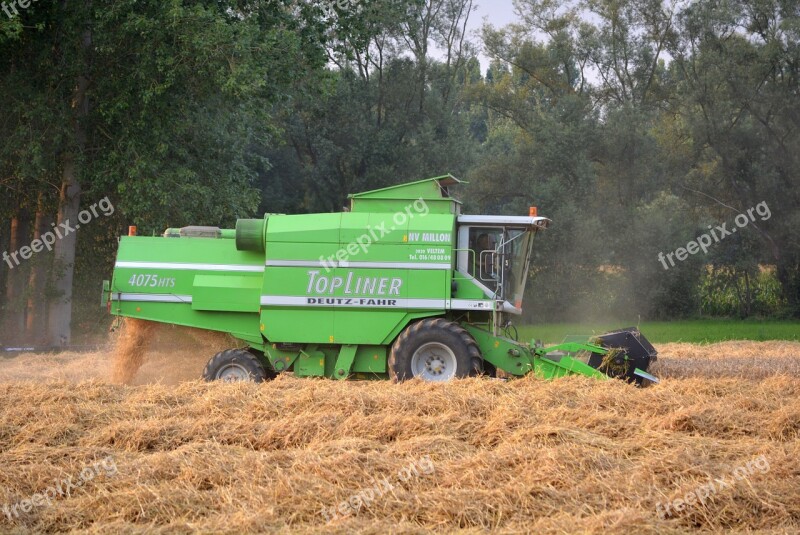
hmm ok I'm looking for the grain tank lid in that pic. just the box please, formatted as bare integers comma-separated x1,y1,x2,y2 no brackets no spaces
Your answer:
348,175,464,214
349,174,463,201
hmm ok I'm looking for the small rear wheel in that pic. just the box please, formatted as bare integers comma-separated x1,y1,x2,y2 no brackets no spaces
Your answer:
202,348,273,383
389,318,482,382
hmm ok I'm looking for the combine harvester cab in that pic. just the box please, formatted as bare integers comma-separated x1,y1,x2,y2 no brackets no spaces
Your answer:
103,175,658,385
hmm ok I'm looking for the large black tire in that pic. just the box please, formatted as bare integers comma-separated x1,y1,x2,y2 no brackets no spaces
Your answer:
389,318,482,382
202,348,274,383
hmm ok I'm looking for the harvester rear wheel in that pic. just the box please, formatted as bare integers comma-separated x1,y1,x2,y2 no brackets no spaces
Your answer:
202,348,272,383
389,318,481,382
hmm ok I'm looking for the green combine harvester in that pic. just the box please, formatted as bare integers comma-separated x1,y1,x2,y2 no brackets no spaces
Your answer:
103,176,658,385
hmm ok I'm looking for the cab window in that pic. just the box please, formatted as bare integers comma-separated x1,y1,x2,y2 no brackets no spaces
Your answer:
467,227,502,290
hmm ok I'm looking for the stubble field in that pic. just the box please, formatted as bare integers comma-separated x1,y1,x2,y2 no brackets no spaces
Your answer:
0,325,798,534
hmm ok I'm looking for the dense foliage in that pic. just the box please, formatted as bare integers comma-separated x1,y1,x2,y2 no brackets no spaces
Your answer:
1,0,798,343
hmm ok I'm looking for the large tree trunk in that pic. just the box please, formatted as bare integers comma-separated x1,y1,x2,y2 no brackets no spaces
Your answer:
47,24,91,347
3,210,31,343
26,194,54,341
47,155,83,347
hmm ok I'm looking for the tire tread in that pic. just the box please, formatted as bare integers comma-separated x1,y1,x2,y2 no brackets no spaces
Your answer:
202,348,273,382
389,318,483,382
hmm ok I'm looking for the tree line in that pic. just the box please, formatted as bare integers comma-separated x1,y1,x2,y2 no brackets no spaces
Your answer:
1,0,798,345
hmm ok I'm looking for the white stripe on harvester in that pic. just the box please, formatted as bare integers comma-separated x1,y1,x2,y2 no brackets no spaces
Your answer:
449,299,495,311
341,261,451,270
265,260,451,270
260,296,446,309
113,293,193,303
115,261,264,272
113,293,493,310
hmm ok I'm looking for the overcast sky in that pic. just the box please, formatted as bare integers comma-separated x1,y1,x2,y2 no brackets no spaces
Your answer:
453,0,519,71
335,0,524,72
468,0,518,36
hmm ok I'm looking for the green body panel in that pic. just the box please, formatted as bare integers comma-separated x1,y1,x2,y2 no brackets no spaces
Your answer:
534,356,608,380
463,324,535,376
109,236,265,344
106,176,616,384
266,213,342,244
349,174,463,215
532,342,610,380
352,346,388,374
193,274,261,312
452,272,491,300
295,348,325,377
258,209,456,345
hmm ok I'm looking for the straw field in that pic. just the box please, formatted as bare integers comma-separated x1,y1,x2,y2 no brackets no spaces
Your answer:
0,324,798,534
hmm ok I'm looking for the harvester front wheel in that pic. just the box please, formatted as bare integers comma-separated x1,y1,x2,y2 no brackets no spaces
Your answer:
389,319,480,382
202,349,272,383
